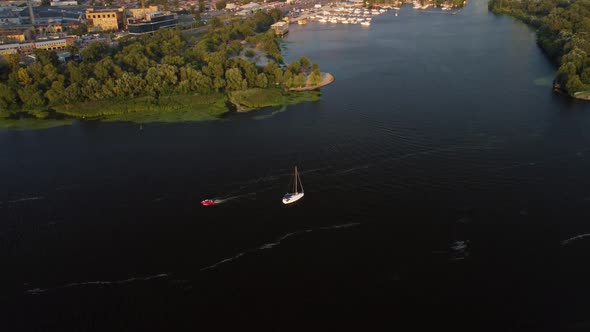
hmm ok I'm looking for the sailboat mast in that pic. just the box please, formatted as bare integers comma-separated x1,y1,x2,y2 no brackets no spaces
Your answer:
294,166,298,193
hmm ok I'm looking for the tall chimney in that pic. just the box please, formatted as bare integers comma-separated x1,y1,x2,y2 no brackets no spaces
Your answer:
27,0,35,25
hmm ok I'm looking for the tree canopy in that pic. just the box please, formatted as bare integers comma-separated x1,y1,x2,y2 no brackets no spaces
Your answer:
0,9,321,114
489,0,590,96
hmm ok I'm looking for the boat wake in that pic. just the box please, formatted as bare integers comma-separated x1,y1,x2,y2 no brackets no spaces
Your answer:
334,164,370,175
24,273,170,295
7,196,45,204
200,222,360,272
562,233,590,246
253,104,288,120
212,192,256,204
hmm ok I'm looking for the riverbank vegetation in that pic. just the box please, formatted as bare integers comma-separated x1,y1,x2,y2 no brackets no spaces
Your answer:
0,9,327,127
489,0,590,99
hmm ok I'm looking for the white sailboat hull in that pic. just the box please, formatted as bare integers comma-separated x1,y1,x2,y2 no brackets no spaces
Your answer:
282,192,304,204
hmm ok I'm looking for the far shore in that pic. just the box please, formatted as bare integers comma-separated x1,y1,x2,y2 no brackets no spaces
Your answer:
288,72,335,91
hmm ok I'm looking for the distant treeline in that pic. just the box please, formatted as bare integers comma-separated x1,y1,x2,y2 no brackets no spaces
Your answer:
489,0,590,97
0,9,322,115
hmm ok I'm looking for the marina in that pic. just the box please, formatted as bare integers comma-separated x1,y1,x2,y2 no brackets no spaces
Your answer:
289,2,463,28
307,6,388,26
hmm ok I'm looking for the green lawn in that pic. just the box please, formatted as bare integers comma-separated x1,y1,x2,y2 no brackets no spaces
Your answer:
0,90,321,130
229,89,321,111
54,94,230,123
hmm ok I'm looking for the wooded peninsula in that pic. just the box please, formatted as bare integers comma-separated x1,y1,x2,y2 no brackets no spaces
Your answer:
0,9,328,128
489,0,590,99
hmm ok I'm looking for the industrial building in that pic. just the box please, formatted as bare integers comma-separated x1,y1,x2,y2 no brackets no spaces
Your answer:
85,7,126,32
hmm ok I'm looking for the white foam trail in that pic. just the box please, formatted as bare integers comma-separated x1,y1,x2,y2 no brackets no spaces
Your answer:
8,196,45,203
562,233,590,245
200,222,361,272
24,273,169,295
200,253,245,271
213,192,256,204
319,222,359,230
451,241,467,251
335,165,370,175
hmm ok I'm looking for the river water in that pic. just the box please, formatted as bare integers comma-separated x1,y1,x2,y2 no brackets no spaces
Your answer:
3,1,590,330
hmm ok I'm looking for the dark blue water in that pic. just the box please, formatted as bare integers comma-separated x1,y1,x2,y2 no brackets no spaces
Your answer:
3,1,590,330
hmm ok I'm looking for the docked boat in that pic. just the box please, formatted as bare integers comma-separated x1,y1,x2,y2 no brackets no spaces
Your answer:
319,18,327,23
282,166,304,205
201,199,215,206
361,21,371,26
297,19,307,25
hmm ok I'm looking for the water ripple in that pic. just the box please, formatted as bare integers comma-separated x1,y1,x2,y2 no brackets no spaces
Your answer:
200,222,361,272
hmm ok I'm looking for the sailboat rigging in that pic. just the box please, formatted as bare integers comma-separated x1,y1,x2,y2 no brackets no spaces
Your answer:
282,166,304,204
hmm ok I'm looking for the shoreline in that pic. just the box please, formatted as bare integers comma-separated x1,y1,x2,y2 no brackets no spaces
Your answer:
288,72,335,92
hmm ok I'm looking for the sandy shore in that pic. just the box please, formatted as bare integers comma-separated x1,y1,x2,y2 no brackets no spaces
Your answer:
288,72,335,91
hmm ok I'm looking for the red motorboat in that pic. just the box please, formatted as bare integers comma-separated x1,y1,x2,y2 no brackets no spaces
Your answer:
201,199,215,206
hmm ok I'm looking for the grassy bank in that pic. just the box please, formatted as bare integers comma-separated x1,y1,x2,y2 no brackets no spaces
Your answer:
228,89,321,111
0,118,74,130
0,90,321,130
53,94,229,122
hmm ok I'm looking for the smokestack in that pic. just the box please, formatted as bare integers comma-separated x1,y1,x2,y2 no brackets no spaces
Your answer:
27,0,35,25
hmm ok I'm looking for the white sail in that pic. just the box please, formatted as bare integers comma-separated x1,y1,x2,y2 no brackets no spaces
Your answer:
282,166,305,204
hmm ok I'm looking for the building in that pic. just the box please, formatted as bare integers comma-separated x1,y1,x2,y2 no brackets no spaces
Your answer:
0,11,21,25
86,7,125,32
270,21,288,36
0,37,73,57
34,37,73,50
50,0,78,6
240,2,263,12
18,6,84,25
128,5,159,18
0,25,35,43
127,11,178,35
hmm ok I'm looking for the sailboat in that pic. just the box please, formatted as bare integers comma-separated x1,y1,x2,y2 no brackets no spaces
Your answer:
282,166,304,204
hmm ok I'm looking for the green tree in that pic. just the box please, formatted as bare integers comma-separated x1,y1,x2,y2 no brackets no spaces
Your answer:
81,41,108,63
216,0,227,10
300,56,311,69
18,84,46,108
66,62,84,85
294,73,306,88
309,69,322,86
0,83,16,110
64,83,82,104
225,67,244,90
255,73,268,88
45,81,66,106
210,17,223,30
17,68,32,86
287,61,301,74
566,75,587,94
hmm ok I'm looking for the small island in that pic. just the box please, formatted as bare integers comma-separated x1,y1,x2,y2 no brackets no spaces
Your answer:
489,0,590,100
0,9,333,129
